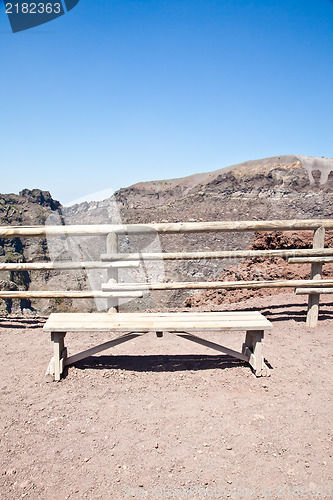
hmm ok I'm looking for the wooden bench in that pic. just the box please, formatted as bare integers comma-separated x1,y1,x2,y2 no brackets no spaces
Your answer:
43,311,273,380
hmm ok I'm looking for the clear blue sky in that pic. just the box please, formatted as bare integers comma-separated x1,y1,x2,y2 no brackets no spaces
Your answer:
1,0,332,205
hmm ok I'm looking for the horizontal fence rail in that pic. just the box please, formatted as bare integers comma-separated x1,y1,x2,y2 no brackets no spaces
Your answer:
101,279,333,292
2,249,333,272
0,291,144,299
295,288,333,295
2,279,332,299
288,257,333,264
1,218,333,237
101,248,333,262
0,261,139,271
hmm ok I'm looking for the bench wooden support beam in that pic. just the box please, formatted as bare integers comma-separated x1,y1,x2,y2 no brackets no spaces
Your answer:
46,331,146,381
46,328,270,380
174,331,269,377
65,332,146,367
242,330,268,377
174,332,249,362
45,332,67,382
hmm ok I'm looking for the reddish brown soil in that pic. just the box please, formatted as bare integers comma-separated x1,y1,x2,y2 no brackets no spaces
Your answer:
0,292,332,500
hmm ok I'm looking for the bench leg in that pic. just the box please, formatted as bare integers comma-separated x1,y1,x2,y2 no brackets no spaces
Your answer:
45,332,67,382
242,330,269,377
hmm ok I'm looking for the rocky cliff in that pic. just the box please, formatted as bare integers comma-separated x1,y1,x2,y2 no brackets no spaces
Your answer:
0,190,89,315
0,190,61,314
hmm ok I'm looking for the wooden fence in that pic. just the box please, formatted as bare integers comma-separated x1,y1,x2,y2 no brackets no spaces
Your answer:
0,219,333,327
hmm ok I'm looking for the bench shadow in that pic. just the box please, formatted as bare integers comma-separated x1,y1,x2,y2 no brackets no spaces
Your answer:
235,301,333,323
0,318,46,329
72,354,247,373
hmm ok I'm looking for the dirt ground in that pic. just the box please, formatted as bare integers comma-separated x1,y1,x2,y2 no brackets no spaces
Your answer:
0,292,332,500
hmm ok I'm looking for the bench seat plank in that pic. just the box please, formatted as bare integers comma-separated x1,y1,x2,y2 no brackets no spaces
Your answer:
44,312,272,333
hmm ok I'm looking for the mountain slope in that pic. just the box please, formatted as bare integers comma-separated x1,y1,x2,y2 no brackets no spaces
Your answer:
63,154,333,311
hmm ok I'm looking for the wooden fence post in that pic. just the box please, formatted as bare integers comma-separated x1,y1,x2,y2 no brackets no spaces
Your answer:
306,226,325,327
106,232,118,314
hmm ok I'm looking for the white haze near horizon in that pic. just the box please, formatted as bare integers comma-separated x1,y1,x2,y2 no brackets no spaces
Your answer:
65,187,116,207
